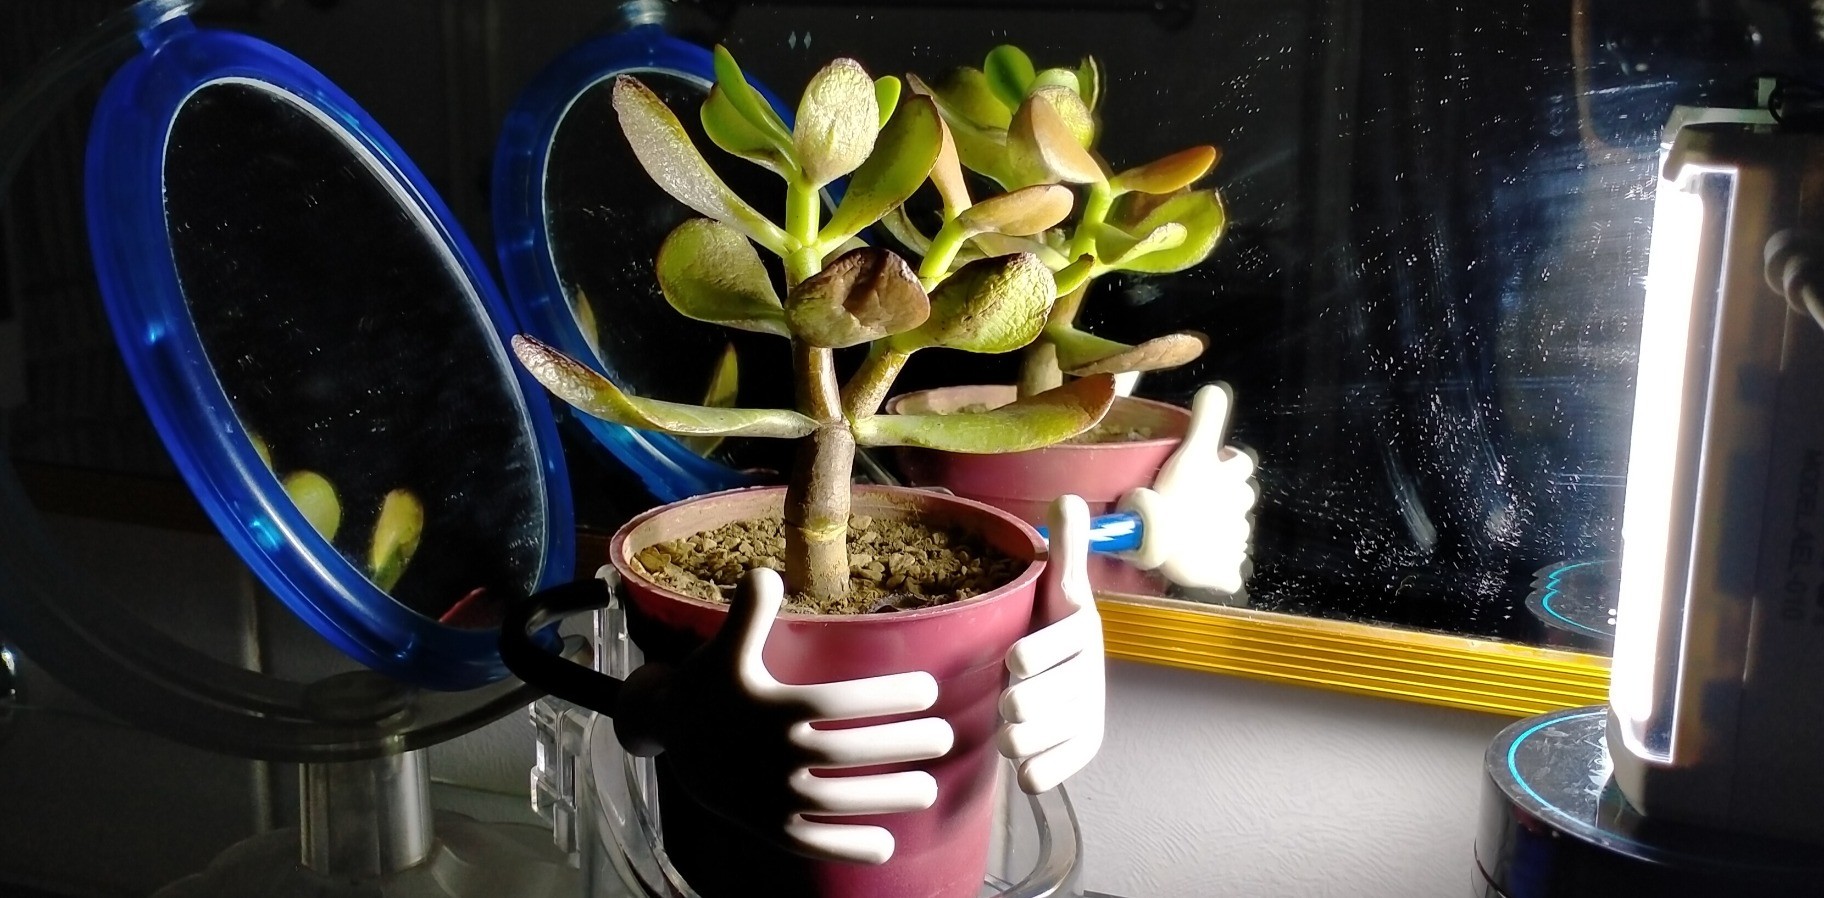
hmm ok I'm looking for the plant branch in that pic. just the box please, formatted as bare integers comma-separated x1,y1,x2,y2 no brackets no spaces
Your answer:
785,180,823,286
918,220,972,289
795,341,843,422
1019,340,1065,396
1066,180,1114,265
840,345,913,418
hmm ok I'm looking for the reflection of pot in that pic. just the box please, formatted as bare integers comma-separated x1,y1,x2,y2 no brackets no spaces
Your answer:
609,485,1043,898
888,385,1192,522
889,385,1191,596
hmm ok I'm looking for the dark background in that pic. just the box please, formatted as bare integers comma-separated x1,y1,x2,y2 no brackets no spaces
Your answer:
5,0,1817,647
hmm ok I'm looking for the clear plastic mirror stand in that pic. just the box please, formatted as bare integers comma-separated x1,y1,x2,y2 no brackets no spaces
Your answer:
527,591,1086,898
153,749,583,898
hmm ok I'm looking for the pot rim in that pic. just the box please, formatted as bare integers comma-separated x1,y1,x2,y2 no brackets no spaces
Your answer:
608,484,1047,623
886,385,1192,450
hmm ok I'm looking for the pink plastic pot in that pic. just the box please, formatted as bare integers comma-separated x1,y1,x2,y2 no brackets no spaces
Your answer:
887,385,1192,524
889,385,1192,596
609,485,1045,898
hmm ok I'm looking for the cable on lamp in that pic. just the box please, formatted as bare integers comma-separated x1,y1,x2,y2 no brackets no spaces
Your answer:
1765,228,1824,329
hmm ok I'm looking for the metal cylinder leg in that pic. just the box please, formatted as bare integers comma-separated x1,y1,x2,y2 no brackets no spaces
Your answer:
300,750,434,879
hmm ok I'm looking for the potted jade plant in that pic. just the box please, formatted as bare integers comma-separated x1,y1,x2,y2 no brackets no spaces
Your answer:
506,47,1114,898
884,45,1229,524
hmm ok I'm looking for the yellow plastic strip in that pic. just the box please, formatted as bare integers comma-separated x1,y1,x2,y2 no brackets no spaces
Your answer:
1096,596,1610,718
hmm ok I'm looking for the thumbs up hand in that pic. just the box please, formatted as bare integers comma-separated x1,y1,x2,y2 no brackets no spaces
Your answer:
1120,382,1257,594
612,568,952,865
997,495,1106,795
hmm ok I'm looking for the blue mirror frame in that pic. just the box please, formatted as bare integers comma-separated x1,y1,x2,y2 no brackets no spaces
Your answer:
84,15,575,691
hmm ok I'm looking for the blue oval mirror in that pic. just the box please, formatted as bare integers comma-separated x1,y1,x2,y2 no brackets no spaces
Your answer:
85,17,574,690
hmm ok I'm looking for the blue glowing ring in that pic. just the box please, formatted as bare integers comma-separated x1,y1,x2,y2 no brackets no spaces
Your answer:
85,18,574,691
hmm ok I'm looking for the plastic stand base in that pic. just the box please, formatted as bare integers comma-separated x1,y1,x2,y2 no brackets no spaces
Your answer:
1475,706,1824,897
153,811,579,898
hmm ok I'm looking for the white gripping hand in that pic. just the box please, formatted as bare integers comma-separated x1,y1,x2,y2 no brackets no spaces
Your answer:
997,494,1105,795
1119,382,1257,593
614,568,951,865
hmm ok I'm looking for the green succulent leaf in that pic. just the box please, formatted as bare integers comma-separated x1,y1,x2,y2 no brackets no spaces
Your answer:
932,66,1012,129
1109,145,1220,195
702,86,796,175
1008,93,1103,186
874,75,902,128
881,206,934,255
854,373,1117,451
679,343,741,457
711,46,796,155
1077,56,1103,111
655,219,789,336
250,432,274,470
1032,67,1081,95
956,183,1074,237
890,252,1055,354
513,335,818,438
786,248,930,348
930,119,972,217
614,76,788,251
1032,84,1096,148
1051,254,1098,296
283,471,341,541
909,73,1019,187
1049,327,1209,376
1117,189,1227,274
1095,222,1189,271
820,95,942,246
983,45,1037,110
794,58,881,187
369,488,423,594
568,287,604,359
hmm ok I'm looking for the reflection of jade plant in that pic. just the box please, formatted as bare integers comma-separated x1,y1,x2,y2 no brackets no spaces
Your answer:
891,45,1227,397
250,434,425,592
511,48,1116,604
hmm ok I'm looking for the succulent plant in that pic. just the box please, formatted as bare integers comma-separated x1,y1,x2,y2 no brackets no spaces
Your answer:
511,48,1117,604
894,45,1227,397
251,432,424,594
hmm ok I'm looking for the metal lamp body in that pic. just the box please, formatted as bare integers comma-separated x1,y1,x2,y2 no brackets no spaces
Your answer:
1609,119,1824,846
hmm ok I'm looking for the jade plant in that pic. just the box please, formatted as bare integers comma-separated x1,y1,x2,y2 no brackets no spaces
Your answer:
510,48,1116,605
890,45,1228,397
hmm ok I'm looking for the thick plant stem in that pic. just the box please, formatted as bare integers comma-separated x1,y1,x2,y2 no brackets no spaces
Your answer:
784,424,855,602
778,178,852,604
1017,281,1091,398
788,338,848,603
1019,340,1065,397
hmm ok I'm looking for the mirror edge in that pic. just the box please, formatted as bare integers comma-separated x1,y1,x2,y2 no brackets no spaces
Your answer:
1096,593,1610,717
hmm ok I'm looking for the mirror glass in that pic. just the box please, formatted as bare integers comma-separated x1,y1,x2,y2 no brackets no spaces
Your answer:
523,1,1792,650
542,68,794,471
163,79,548,624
